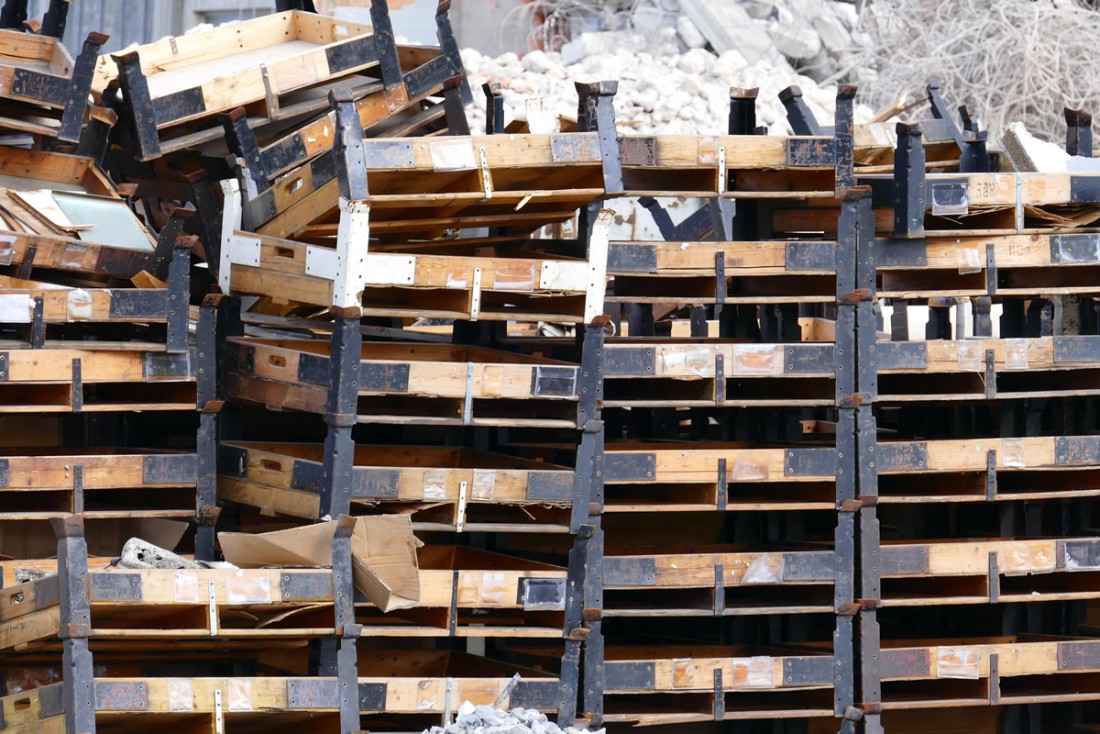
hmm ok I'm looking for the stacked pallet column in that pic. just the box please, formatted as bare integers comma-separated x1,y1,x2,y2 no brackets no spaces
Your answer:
212,86,618,732
568,87,859,732
853,119,1100,733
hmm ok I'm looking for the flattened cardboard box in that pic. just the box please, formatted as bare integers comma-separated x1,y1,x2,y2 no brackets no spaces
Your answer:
219,515,421,612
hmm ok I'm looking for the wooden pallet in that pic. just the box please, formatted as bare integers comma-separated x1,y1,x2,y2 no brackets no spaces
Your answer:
218,441,579,530
601,644,836,724
0,547,565,649
0,655,558,729
879,635,1100,709
603,442,838,512
234,130,611,244
0,344,194,412
603,544,835,617
97,11,402,161
220,223,609,320
773,172,1100,238
879,536,1100,607
599,336,1100,406
616,134,838,198
0,447,198,518
607,239,835,305
876,435,1100,503
0,272,189,349
0,29,105,142
223,338,586,427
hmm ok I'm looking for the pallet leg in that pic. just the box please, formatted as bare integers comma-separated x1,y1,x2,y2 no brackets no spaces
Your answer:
40,0,69,37
0,0,27,29
434,0,472,104
113,51,162,161
892,122,926,239
779,85,824,136
1065,107,1093,157
58,32,109,143
52,515,97,734
369,0,403,88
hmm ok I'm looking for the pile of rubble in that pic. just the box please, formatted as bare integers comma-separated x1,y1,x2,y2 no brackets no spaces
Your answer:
424,703,604,734
462,0,873,135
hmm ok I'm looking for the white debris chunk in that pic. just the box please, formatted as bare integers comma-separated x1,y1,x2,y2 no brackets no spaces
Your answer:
423,702,605,734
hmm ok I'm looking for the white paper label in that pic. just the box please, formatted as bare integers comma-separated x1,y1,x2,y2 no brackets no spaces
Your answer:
0,294,33,323
429,139,477,171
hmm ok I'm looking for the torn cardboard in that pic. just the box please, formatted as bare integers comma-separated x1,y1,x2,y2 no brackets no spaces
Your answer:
219,515,421,613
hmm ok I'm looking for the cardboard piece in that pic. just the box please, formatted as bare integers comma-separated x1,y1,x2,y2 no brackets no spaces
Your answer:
219,515,421,613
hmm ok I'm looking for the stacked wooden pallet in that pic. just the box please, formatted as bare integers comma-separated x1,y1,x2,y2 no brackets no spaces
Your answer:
0,3,497,734
842,115,1100,734
195,77,618,733
3,2,1100,730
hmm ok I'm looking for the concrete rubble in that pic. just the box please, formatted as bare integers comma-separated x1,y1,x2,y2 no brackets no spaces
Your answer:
423,702,605,734
462,0,872,136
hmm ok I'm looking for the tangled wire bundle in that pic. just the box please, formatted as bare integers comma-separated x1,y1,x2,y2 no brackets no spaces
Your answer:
855,0,1099,147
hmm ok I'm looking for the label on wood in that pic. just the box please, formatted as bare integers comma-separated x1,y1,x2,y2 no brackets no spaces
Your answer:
67,289,93,321
1002,541,1055,576
168,679,194,711
741,554,784,584
930,181,968,216
731,656,775,689
422,470,447,500
935,647,980,680
472,469,495,500
1001,439,1027,468
957,341,983,371
658,346,713,377
174,571,200,603
0,294,33,323
733,345,780,375
956,247,982,274
476,571,506,605
228,679,253,711
496,261,536,292
1004,340,1029,370
429,139,476,171
0,235,14,266
672,658,697,688
225,575,272,605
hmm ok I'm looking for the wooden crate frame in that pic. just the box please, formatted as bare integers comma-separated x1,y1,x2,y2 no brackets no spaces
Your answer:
603,442,839,512
101,9,401,161
879,536,1100,607
220,196,610,319
0,546,566,647
218,440,580,531
878,635,1100,709
0,447,198,519
0,345,195,413
0,237,189,350
232,128,612,243
0,29,105,141
602,544,835,617
223,338,586,428
600,644,837,725
874,435,1100,504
